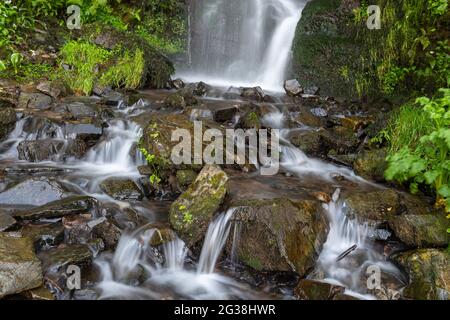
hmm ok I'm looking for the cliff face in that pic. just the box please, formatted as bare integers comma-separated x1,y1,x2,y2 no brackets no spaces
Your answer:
292,0,450,102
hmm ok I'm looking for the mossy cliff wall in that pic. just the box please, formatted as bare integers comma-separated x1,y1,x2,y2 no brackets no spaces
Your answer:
292,0,449,101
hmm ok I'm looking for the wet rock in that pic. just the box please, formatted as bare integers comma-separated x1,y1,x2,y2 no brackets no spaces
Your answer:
63,123,103,148
100,178,144,201
20,223,65,251
310,107,328,118
304,86,320,96
0,233,43,298
18,92,53,110
294,279,344,300
284,79,304,96
62,214,93,245
176,169,198,187
169,78,185,90
0,107,16,140
229,197,328,276
321,126,360,153
294,109,325,127
21,286,55,300
240,86,265,102
36,80,68,99
17,139,87,162
188,107,214,121
0,211,16,231
392,249,449,300
187,81,211,96
72,289,98,300
22,116,60,138
169,165,228,248
388,213,448,248
332,293,360,300
212,106,238,123
101,90,125,106
353,149,387,182
289,130,324,157
89,217,122,250
0,177,69,206
237,110,262,130
65,102,96,118
13,196,96,221
164,92,187,110
141,222,176,246
330,115,372,132
0,79,20,108
38,244,93,273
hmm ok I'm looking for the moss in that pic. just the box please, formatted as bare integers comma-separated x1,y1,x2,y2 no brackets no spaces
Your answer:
241,255,263,271
100,48,145,89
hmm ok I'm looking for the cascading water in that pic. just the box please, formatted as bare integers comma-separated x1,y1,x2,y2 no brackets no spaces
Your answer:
96,209,258,300
179,0,306,91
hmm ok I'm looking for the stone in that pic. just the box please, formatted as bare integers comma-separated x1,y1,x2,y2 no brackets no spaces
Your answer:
294,279,345,300
0,107,16,140
0,211,16,231
38,244,93,273
237,110,262,130
169,165,228,248
164,92,187,110
63,123,103,147
20,223,65,251
18,92,53,110
36,80,68,99
284,79,304,96
66,102,96,118
304,86,320,95
100,178,144,201
310,107,328,117
0,177,69,206
17,139,87,162
0,79,20,108
229,197,328,276
21,286,55,300
170,78,185,90
353,149,387,182
90,217,122,249
392,249,449,300
0,233,43,298
240,86,265,101
176,169,198,187
213,106,238,123
294,109,325,127
13,196,96,221
289,130,325,157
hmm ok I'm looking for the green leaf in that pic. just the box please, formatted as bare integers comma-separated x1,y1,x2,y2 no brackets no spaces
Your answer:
438,185,450,198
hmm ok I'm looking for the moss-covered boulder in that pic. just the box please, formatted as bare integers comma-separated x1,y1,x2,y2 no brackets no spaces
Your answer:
392,249,450,300
100,178,143,201
0,107,16,141
228,198,328,276
344,189,448,247
294,279,345,300
0,233,43,298
353,149,387,182
169,165,228,249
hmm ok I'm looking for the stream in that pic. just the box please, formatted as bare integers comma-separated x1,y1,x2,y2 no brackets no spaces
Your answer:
0,0,409,300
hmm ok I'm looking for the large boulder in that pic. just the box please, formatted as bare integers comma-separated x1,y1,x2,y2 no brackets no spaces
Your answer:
0,107,16,140
353,148,387,182
392,249,449,300
284,79,304,96
18,92,53,110
228,197,328,276
0,233,43,298
169,165,228,248
0,177,69,206
344,189,447,247
0,79,20,108
294,279,345,300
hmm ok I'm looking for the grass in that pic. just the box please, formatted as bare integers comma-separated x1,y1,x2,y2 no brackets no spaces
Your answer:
100,48,145,89
380,103,435,155
59,40,111,95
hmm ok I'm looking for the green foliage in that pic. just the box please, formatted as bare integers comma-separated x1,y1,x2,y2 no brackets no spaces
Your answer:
139,145,162,187
385,88,450,212
59,40,111,95
100,48,145,89
374,104,434,153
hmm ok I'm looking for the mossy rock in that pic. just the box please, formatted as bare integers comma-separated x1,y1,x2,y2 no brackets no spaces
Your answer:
176,169,198,187
353,148,388,182
228,197,328,276
0,107,16,141
392,249,450,300
169,165,228,249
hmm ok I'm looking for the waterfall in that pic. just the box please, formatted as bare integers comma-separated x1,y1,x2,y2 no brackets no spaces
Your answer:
179,0,306,91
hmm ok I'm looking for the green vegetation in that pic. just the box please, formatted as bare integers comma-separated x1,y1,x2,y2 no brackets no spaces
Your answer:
59,40,112,95
384,89,450,215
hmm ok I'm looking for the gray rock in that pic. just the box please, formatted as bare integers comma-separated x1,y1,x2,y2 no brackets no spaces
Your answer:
240,86,265,101
0,107,16,140
0,233,43,298
17,139,87,162
0,211,16,231
66,102,96,118
20,223,65,251
18,92,53,110
0,177,69,206
100,178,144,201
36,80,68,99
38,244,93,273
284,79,304,96
13,196,96,221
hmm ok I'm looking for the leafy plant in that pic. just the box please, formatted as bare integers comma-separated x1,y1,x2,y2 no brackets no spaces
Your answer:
385,88,450,212
0,60,6,72
10,52,23,74
139,146,162,187
100,48,145,89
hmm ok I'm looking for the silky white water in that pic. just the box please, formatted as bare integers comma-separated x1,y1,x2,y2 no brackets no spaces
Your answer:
179,0,306,91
